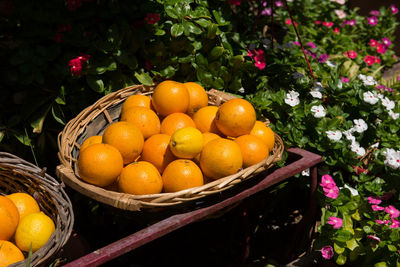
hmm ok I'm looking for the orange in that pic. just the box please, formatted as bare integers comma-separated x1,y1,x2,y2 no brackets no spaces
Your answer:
102,121,144,164
194,132,221,162
250,121,275,151
80,135,102,152
141,134,176,174
199,138,243,179
118,161,163,195
151,81,190,116
183,82,209,116
160,113,196,136
121,94,152,114
215,98,256,137
234,134,270,168
0,196,19,241
192,106,222,134
78,143,124,187
0,240,24,267
162,160,204,192
6,193,40,220
14,212,55,253
120,107,161,139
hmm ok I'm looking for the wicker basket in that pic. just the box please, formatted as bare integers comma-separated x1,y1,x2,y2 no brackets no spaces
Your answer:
0,152,74,267
56,85,284,211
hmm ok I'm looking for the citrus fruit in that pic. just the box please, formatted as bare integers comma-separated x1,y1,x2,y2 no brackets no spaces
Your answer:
6,193,40,220
15,212,55,253
250,121,275,151
121,94,152,114
234,134,270,168
118,161,163,195
0,240,24,267
120,106,161,139
78,143,124,187
0,196,19,241
102,121,144,164
215,98,256,137
169,127,203,159
183,82,209,116
141,134,176,174
199,138,243,179
194,132,221,162
192,106,222,134
160,113,196,136
80,135,102,152
162,159,204,192
151,81,190,116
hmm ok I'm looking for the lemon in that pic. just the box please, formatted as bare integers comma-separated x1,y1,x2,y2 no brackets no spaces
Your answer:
15,212,55,252
169,127,203,159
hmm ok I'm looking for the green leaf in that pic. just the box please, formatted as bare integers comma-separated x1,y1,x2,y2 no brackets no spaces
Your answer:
374,262,387,267
52,104,65,125
334,242,345,254
171,24,184,37
160,66,176,78
336,254,347,265
165,5,180,19
390,229,400,241
334,229,353,242
134,72,153,86
86,76,105,93
207,23,218,39
346,239,358,251
107,62,117,71
0,131,4,143
95,66,107,75
194,18,210,27
154,28,166,36
209,46,224,60
14,132,31,146
183,21,202,35
388,245,398,252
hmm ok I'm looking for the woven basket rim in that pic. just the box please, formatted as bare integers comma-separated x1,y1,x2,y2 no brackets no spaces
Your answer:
57,84,284,211
0,152,74,267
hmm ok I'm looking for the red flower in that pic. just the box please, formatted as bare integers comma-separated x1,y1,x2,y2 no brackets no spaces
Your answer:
343,50,357,59
78,53,91,61
364,55,380,66
315,21,321,24
54,33,63,43
285,19,298,26
376,43,387,54
369,39,378,47
248,49,266,70
145,13,160,24
333,27,340,34
66,0,82,11
227,0,241,5
322,21,333,28
68,58,83,76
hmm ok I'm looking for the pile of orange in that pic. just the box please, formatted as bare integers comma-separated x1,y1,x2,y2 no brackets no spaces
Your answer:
0,193,55,266
77,80,275,195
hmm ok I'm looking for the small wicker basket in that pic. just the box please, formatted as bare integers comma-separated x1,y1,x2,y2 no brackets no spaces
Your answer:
0,152,74,267
56,85,284,211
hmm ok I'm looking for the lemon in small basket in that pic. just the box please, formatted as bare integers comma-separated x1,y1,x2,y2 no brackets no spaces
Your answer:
15,212,55,253
0,240,24,267
169,127,203,159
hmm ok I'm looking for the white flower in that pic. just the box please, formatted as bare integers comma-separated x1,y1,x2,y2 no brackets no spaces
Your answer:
326,60,337,68
311,105,326,118
326,130,342,141
314,82,324,92
301,168,310,176
337,79,343,89
371,142,380,148
383,148,400,169
344,184,359,196
334,9,346,19
358,74,366,80
284,91,300,107
382,97,395,110
388,110,400,120
363,91,379,104
358,74,377,86
377,93,384,99
350,142,366,156
238,87,245,93
343,129,356,142
353,119,368,133
310,90,322,99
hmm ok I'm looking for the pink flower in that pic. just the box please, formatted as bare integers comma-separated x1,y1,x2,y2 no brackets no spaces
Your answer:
397,75,400,82
376,219,385,224
318,54,329,63
369,39,378,47
391,5,399,14
315,21,321,24
367,235,381,242
66,0,82,11
367,16,378,25
306,42,316,49
285,18,292,25
346,19,356,26
369,10,380,17
293,41,300,46
248,49,266,70
368,196,382,204
321,246,334,259
323,186,339,199
334,9,346,19
343,50,357,59
364,55,380,66
371,205,385,211
382,37,392,48
305,49,316,58
341,77,349,83
322,21,334,28
145,13,160,24
385,205,400,218
275,0,282,7
376,43,387,54
391,218,400,228
54,33,63,43
261,8,272,16
320,174,336,189
327,217,343,229
227,0,241,5
333,27,340,34
68,58,83,76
